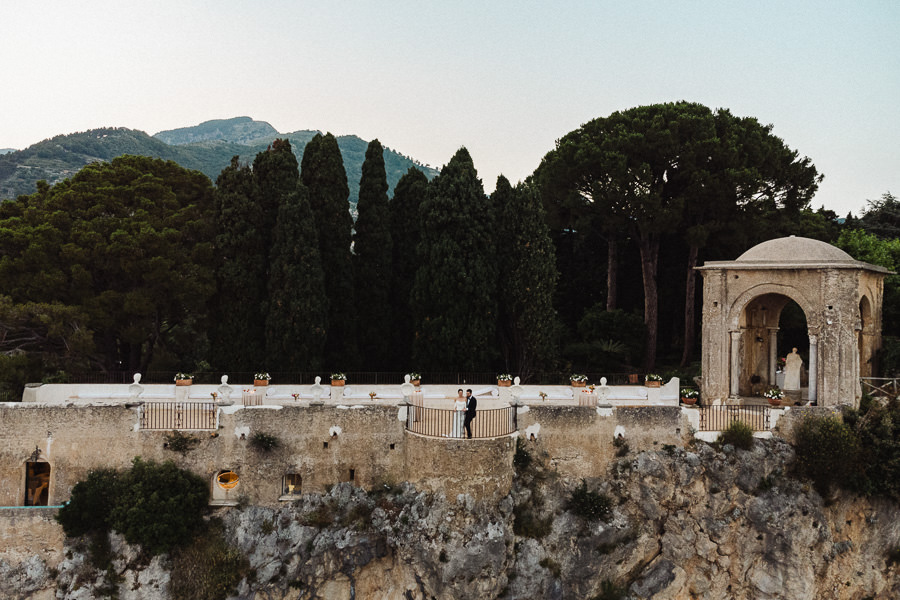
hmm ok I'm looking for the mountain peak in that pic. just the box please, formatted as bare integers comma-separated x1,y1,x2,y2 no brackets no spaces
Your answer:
154,117,278,146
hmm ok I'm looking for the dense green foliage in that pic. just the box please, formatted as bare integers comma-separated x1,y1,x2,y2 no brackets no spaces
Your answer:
494,176,559,377
353,140,393,368
717,420,755,451
792,414,859,495
0,155,215,373
388,167,429,369
412,148,498,370
539,101,822,369
301,133,358,367
250,431,281,452
57,458,208,555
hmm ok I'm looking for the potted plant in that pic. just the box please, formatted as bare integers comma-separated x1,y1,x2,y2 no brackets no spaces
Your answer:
174,372,193,386
330,372,346,386
497,373,513,387
645,373,664,388
407,372,421,386
680,388,699,405
254,372,271,387
763,386,784,406
570,374,588,387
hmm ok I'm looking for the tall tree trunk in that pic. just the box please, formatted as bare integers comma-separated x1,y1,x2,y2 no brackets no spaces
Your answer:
606,238,618,311
638,233,660,371
680,244,700,367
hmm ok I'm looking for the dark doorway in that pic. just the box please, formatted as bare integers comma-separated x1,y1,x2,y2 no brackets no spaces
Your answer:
25,462,50,506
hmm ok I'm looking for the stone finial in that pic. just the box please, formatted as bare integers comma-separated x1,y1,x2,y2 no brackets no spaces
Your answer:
128,373,144,400
597,377,610,403
311,376,324,405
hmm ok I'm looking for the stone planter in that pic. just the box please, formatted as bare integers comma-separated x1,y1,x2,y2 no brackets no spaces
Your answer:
331,380,345,386
767,396,782,407
410,379,420,387
681,396,698,405
254,380,269,387
498,380,512,387
646,381,661,388
175,379,192,386
571,381,586,388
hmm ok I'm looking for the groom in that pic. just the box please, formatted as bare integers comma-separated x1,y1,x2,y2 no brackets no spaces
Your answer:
464,389,477,439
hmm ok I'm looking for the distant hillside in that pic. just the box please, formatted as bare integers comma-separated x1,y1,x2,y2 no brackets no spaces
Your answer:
0,149,15,155
155,116,278,146
0,118,439,208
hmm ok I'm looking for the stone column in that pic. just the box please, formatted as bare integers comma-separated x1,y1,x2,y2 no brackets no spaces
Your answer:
730,330,741,397
808,334,818,403
768,327,779,383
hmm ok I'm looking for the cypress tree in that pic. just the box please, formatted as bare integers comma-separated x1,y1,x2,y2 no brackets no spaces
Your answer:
411,148,497,371
389,167,429,369
300,133,357,368
210,157,266,371
265,183,328,371
353,140,392,368
494,176,559,378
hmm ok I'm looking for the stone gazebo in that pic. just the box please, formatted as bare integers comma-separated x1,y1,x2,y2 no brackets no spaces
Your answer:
697,236,892,407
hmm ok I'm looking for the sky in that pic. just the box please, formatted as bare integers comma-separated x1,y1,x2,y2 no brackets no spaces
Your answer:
2,1,898,217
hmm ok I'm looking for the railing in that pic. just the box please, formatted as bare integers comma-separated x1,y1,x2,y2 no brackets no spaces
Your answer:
861,377,900,398
56,371,649,386
699,405,770,432
139,402,217,430
405,406,517,439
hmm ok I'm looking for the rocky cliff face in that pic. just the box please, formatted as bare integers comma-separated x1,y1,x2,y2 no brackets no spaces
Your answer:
5,437,900,599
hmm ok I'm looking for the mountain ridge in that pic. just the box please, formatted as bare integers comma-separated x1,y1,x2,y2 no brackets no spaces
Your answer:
0,118,438,208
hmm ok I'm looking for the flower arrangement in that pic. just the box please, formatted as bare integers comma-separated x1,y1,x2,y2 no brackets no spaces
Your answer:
210,392,218,400
254,372,271,381
407,372,421,381
291,393,300,401
777,357,786,371
680,388,699,399
539,391,548,401
330,373,346,381
497,373,513,381
570,374,588,383
369,391,377,399
763,386,784,401
645,373,664,382
174,372,193,381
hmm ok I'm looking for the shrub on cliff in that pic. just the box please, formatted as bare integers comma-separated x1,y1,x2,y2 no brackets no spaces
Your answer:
57,458,209,556
170,520,249,600
56,468,121,538
717,420,754,450
567,479,612,522
793,414,859,496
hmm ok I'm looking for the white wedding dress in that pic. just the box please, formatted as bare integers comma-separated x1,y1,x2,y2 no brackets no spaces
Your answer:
451,400,466,438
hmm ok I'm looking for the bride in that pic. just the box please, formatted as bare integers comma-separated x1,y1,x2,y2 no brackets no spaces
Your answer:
451,388,466,438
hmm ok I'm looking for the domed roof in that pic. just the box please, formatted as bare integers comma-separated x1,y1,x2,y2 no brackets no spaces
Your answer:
737,236,854,263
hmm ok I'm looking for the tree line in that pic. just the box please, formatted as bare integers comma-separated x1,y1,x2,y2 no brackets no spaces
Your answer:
1,102,898,393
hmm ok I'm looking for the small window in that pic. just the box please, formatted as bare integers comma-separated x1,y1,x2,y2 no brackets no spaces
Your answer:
216,471,239,490
283,474,302,496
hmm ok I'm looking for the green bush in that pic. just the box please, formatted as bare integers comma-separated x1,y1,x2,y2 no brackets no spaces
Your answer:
567,479,612,522
717,420,754,450
591,580,627,600
512,504,553,539
56,468,121,538
513,437,532,471
165,430,200,455
169,521,249,600
793,414,859,496
847,398,900,498
110,458,209,555
250,431,280,452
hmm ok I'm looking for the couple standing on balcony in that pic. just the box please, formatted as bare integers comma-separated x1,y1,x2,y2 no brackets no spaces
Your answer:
451,389,477,438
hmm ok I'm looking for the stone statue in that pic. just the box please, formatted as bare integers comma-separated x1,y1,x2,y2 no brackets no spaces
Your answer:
217,375,234,404
310,376,325,405
128,373,144,399
400,374,415,400
597,377,611,404
783,348,803,391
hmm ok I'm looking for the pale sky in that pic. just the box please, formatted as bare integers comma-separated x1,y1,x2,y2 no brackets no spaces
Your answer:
2,1,898,217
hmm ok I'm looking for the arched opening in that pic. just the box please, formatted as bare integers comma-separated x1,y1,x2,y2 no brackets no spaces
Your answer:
738,294,808,397
24,461,51,506
210,469,240,506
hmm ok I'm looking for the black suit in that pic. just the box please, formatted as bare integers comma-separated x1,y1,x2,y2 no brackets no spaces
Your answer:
464,395,477,438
